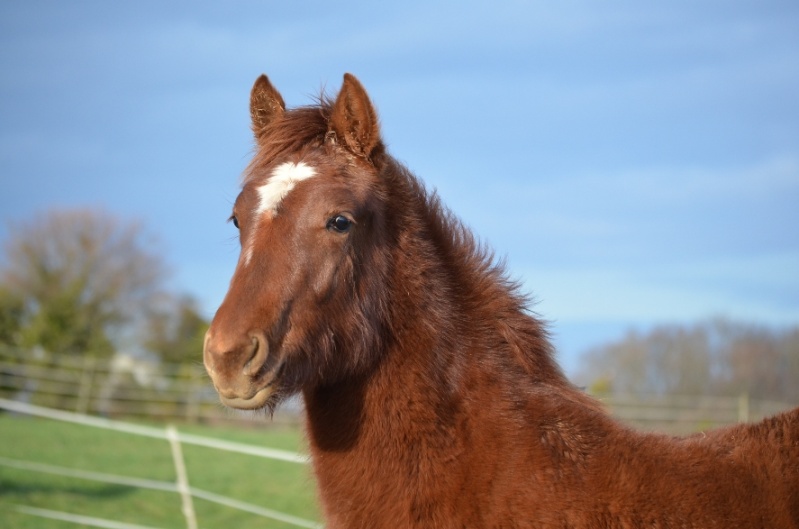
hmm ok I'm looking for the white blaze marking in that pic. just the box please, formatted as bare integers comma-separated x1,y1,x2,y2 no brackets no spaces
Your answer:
242,161,317,266
256,161,317,215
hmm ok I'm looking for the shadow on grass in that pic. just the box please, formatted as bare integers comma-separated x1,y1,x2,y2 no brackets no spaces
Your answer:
0,475,136,501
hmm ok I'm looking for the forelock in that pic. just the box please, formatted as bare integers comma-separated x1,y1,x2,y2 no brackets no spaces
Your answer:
243,96,334,186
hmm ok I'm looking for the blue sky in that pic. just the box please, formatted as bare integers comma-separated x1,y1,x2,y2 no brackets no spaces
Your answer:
1,1,797,374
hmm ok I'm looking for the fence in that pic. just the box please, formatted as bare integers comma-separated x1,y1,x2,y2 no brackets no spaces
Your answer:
594,391,794,435
2,346,794,434
0,347,302,425
0,397,319,529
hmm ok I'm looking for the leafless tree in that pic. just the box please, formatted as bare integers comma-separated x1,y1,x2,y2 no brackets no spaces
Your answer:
578,319,799,403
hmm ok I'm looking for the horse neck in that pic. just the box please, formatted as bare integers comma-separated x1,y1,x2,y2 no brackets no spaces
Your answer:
303,163,569,454
301,181,580,526
299,167,593,529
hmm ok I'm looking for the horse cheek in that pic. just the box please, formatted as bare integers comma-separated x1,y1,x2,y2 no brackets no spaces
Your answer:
310,250,345,304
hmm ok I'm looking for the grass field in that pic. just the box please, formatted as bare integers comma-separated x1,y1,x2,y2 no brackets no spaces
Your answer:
0,414,320,528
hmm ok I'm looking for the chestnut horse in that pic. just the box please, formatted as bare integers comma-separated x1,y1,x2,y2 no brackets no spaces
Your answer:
203,74,799,528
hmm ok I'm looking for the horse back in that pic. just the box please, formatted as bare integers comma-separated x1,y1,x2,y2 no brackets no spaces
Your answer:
668,406,799,528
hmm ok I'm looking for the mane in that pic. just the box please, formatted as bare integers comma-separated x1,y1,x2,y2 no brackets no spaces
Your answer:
382,157,568,385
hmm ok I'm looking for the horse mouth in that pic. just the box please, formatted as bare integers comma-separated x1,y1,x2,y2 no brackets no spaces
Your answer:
218,384,278,410
214,363,284,411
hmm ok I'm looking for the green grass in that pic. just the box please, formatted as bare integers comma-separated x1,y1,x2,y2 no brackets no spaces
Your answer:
0,414,320,528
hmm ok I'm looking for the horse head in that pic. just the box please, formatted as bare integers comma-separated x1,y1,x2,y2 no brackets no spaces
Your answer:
203,74,391,411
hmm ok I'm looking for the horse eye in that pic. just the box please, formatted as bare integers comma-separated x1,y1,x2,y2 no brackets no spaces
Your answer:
230,215,240,229
327,215,352,233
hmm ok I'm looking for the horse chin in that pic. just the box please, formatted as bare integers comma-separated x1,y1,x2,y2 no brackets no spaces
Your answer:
219,384,279,411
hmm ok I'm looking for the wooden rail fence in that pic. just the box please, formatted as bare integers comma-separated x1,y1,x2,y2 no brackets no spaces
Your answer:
1,346,794,433
0,347,301,425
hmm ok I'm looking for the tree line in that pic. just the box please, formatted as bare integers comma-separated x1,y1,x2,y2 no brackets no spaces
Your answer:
577,318,799,403
0,208,207,365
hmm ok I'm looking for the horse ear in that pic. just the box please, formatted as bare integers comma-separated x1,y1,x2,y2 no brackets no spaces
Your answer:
329,73,380,159
250,74,285,140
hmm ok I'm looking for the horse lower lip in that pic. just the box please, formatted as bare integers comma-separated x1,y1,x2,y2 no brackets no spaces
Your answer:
220,386,276,410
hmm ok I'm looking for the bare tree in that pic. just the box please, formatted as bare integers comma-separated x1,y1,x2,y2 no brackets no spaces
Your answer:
1,208,169,358
578,319,799,403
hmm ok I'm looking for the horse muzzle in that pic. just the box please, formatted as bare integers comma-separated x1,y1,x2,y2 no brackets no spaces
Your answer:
203,330,277,410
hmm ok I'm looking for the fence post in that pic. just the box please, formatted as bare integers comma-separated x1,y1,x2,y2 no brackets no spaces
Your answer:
75,356,96,414
166,425,198,529
738,392,749,423
184,368,200,424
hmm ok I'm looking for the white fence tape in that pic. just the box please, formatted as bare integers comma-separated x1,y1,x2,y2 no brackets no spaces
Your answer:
0,456,322,529
0,397,307,463
166,424,198,529
0,397,321,529
15,505,167,529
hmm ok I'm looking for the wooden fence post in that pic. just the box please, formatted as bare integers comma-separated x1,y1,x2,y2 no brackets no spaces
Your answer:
184,368,200,424
75,356,96,415
738,392,749,423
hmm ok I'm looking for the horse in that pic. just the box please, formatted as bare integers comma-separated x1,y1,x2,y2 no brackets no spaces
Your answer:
203,73,799,528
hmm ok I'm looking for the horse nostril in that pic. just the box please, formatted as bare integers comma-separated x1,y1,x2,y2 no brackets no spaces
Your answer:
202,330,219,375
243,332,269,377
203,330,267,380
